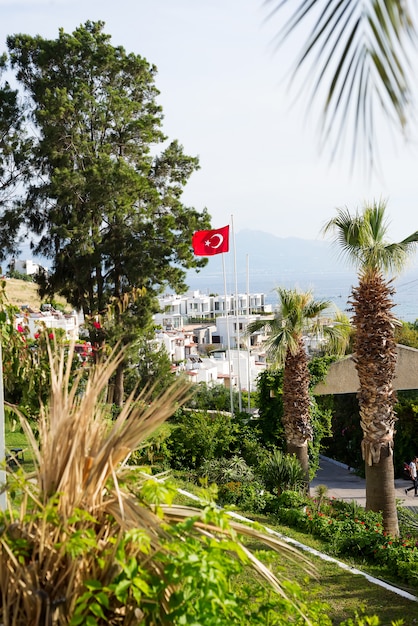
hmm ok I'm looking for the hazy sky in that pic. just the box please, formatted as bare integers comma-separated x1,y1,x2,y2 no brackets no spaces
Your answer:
2,0,418,243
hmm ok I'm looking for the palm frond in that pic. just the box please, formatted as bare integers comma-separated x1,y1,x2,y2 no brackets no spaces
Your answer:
266,0,416,168
323,200,418,274
322,309,353,356
0,343,315,624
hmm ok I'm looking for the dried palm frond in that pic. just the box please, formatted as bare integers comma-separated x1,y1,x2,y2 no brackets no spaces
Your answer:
0,343,314,625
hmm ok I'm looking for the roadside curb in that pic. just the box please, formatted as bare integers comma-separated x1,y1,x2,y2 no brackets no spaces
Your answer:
175,486,418,603
319,454,356,473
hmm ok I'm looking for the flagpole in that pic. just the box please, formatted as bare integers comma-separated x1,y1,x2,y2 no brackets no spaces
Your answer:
0,342,6,510
246,253,251,413
222,253,234,417
191,223,233,415
231,214,242,413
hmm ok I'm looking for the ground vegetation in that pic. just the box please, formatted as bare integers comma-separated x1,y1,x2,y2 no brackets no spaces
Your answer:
0,344,372,626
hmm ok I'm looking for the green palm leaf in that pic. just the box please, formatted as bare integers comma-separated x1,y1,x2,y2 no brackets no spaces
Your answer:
322,199,418,273
266,0,416,167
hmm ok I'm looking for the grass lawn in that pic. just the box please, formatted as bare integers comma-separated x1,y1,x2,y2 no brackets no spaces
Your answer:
247,521,418,625
4,421,35,474
172,489,418,625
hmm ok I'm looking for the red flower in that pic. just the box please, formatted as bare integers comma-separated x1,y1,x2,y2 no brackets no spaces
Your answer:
48,333,54,340
34,333,40,339
93,321,101,329
17,324,24,333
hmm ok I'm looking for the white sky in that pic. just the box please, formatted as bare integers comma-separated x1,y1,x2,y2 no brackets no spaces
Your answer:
2,0,418,242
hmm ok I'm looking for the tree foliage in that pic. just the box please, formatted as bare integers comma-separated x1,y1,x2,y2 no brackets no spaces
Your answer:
395,320,418,348
2,30,204,313
0,56,32,256
1,21,211,403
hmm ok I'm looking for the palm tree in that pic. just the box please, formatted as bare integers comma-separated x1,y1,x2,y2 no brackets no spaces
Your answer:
323,200,418,536
247,287,348,486
265,0,416,167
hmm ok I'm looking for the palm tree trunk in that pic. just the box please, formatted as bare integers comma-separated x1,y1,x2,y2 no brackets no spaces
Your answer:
287,441,309,490
283,343,312,488
365,446,399,535
352,271,399,536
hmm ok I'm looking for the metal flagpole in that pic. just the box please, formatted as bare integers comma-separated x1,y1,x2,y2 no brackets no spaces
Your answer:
246,253,251,412
222,252,234,417
0,342,7,510
231,214,242,413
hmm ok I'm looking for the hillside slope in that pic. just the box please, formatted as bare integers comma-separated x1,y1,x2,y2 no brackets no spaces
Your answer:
3,278,67,310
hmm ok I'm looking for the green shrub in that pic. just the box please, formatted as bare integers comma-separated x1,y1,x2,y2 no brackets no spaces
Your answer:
277,490,310,509
276,490,418,590
166,410,238,470
260,449,306,496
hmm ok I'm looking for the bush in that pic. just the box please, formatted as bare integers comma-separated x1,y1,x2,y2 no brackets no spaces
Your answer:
166,410,238,470
2,347,339,625
260,449,306,496
276,490,418,589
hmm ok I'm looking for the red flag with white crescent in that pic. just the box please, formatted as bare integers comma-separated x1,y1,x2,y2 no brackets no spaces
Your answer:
192,225,230,256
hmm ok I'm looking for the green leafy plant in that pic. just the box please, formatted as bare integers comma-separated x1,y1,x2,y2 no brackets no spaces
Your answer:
276,490,418,589
0,344,326,625
261,449,306,496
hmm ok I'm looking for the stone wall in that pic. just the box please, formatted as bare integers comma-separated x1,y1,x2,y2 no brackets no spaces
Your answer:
314,345,418,395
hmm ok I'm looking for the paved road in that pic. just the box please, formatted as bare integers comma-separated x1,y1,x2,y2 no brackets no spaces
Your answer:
310,456,415,506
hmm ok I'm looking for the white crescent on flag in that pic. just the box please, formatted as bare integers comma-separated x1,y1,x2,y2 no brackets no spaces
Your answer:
208,234,223,248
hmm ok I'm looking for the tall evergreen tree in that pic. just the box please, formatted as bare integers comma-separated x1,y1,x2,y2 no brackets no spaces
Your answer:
3,22,210,403
0,55,32,259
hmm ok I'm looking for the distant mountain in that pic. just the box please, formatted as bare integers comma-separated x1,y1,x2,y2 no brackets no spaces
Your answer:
8,229,418,302
234,230,347,273
186,230,356,295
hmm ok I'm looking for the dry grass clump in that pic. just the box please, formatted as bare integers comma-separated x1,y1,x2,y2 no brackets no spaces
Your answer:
0,345,308,625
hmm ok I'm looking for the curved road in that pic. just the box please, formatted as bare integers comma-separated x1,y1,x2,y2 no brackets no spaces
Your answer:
310,456,413,506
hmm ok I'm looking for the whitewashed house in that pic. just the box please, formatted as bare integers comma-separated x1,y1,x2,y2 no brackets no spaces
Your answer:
13,259,47,277
183,355,219,385
214,314,272,349
155,290,272,328
208,349,266,393
154,329,199,363
15,308,80,340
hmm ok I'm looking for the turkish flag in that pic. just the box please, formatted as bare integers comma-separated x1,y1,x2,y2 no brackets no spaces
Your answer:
192,225,230,256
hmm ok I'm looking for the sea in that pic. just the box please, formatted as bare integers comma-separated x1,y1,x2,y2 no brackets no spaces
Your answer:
186,267,418,324
8,245,418,323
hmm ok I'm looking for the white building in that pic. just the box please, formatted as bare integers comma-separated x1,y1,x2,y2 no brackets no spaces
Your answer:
15,307,80,340
12,259,47,276
155,290,272,327
213,314,272,349
208,349,266,393
153,309,270,391
154,328,199,363
183,355,220,385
